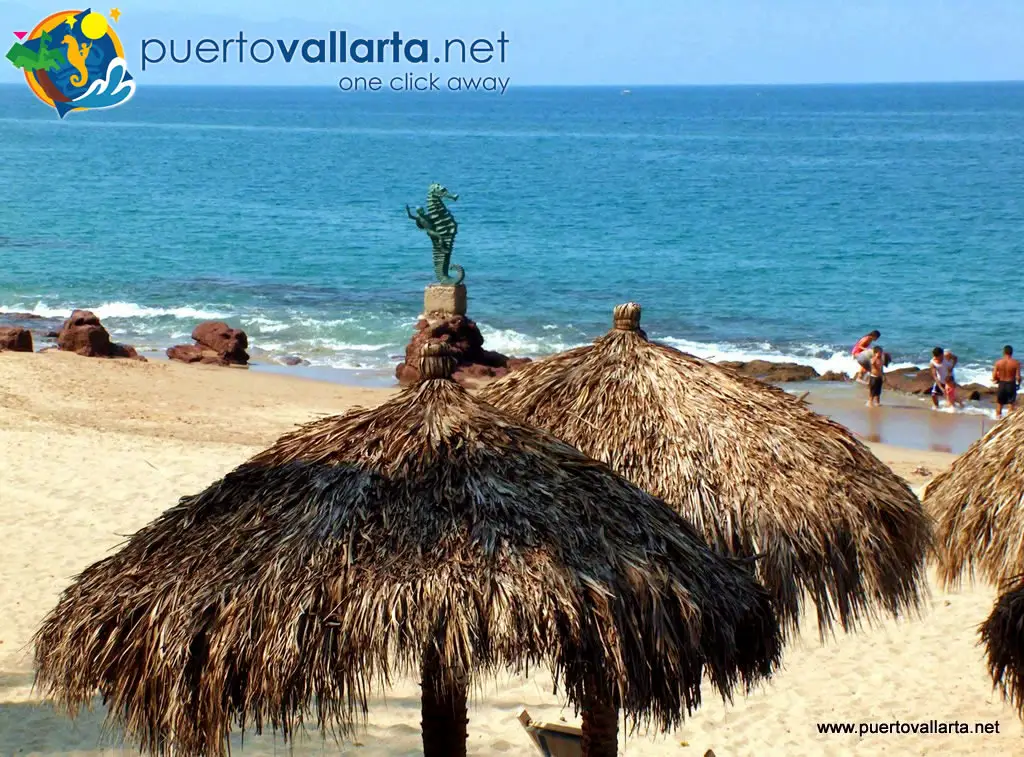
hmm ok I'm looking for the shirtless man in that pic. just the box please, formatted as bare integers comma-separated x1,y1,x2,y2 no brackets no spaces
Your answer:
992,345,1021,418
866,345,885,407
852,330,881,382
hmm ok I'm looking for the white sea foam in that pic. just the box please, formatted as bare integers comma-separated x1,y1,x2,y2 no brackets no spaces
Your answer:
3,299,1002,389
656,335,996,388
476,324,588,356
5,301,230,320
242,316,292,333
658,337,873,376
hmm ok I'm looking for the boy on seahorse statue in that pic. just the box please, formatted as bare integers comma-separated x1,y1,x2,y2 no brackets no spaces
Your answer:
62,35,92,87
406,183,464,286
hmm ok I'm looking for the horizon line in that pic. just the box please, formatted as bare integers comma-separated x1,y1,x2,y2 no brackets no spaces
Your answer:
1,78,1023,89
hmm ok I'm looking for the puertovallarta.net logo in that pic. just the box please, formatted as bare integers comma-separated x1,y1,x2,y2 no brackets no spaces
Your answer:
5,8,135,119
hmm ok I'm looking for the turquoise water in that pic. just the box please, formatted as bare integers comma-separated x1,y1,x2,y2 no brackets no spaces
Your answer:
1,82,1022,384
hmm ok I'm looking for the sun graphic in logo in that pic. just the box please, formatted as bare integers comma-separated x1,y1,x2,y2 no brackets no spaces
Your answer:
5,8,135,119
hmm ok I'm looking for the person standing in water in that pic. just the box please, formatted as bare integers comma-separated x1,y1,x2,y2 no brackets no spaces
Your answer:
943,349,963,409
852,330,881,382
866,345,885,407
992,345,1021,418
929,347,957,409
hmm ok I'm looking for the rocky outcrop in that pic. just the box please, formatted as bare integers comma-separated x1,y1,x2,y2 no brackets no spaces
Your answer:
167,321,249,367
0,327,33,352
718,360,819,382
820,371,850,382
166,344,230,366
882,367,932,394
56,310,145,360
396,314,530,386
880,367,995,401
957,383,995,401
193,321,249,363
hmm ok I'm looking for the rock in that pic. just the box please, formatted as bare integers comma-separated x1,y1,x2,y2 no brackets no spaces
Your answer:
820,371,850,382
719,360,819,382
395,313,531,386
56,309,143,359
166,344,230,366
168,321,250,367
279,355,310,367
0,327,33,352
58,310,111,356
882,367,933,394
111,343,147,361
957,383,994,401
192,321,249,364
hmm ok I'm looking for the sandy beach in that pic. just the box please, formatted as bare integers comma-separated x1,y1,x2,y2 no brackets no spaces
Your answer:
1,351,1020,756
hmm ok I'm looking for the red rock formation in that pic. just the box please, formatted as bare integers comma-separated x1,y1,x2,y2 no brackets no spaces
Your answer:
192,321,249,364
56,310,145,360
0,327,33,352
395,314,530,385
166,344,231,366
58,310,111,356
718,360,819,382
167,321,249,366
882,367,934,394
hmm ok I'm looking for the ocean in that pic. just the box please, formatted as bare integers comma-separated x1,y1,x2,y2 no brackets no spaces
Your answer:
1,82,1022,387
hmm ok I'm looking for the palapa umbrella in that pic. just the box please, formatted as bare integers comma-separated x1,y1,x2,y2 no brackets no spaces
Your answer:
479,302,932,639
927,409,1024,588
980,578,1024,716
34,341,782,757
928,411,1024,718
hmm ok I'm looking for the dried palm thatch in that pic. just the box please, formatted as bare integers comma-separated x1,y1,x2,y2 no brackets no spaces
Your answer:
980,577,1024,718
927,408,1024,588
34,341,782,757
479,303,931,640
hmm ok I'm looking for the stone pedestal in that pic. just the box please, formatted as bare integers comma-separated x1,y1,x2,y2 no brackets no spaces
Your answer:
424,284,467,316
395,281,531,386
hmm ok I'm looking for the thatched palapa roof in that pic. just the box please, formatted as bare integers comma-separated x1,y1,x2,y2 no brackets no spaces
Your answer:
927,408,1024,588
980,578,1024,717
479,302,932,639
34,341,782,757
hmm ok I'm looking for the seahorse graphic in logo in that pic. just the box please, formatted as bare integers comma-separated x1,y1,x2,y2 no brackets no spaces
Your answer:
62,34,91,86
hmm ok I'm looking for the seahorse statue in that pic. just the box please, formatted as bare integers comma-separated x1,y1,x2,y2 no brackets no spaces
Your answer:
62,35,91,87
406,183,463,285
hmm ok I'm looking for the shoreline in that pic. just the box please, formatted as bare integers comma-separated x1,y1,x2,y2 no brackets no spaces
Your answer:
5,349,997,456
160,352,1000,455
1,307,1009,392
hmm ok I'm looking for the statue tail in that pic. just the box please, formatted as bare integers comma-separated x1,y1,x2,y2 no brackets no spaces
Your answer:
433,259,465,286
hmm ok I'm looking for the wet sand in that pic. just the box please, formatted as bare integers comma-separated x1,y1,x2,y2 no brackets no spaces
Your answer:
789,381,997,456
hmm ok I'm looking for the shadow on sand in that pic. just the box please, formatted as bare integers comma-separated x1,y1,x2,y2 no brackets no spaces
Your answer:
0,698,375,756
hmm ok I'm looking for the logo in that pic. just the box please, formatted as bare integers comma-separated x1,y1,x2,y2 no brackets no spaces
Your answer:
6,8,134,118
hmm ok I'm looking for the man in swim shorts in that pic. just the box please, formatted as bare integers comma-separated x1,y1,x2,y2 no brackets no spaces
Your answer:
852,330,881,382
866,345,885,407
992,345,1021,418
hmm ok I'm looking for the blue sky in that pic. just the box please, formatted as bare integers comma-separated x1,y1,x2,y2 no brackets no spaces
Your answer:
2,0,1023,85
